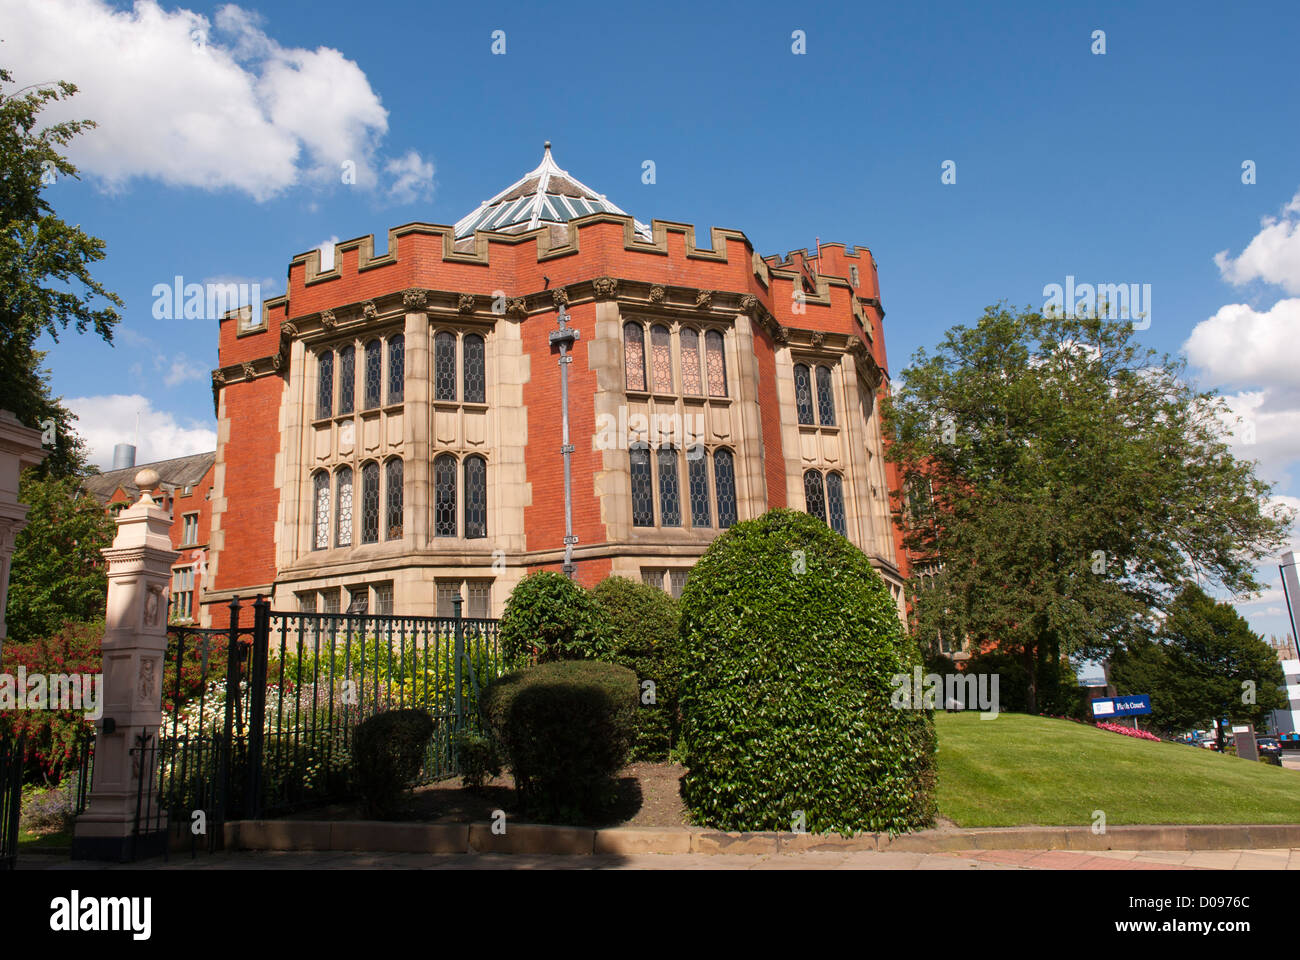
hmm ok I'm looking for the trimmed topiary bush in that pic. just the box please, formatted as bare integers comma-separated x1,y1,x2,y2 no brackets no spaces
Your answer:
498,570,614,664
452,729,502,789
351,708,435,818
591,575,681,760
481,660,638,823
679,508,936,835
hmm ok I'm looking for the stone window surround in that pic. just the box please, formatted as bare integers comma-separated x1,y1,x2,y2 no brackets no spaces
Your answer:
621,316,732,401
312,326,406,424
310,456,404,554
629,443,737,535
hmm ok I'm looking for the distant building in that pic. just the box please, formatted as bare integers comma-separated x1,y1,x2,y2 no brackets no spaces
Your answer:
81,451,216,624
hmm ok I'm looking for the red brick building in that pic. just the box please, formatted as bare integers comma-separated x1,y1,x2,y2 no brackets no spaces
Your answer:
202,145,906,625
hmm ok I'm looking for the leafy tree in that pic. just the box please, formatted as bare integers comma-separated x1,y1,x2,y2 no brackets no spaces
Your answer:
1112,583,1286,745
1,66,121,478
5,473,114,647
884,304,1292,713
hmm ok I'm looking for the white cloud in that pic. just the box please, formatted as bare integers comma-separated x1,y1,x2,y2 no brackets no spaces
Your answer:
385,150,435,205
163,354,207,388
67,394,216,470
0,0,408,201
1184,299,1300,389
1214,191,1300,294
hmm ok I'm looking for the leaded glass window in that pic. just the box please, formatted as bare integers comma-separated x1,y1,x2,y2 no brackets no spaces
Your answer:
335,466,354,547
388,334,405,404
794,363,814,424
338,345,355,415
680,328,702,395
364,339,382,410
816,365,836,426
467,580,491,619
374,582,394,615
651,324,673,393
624,323,646,392
714,449,737,528
313,471,330,549
803,470,826,524
316,352,334,419
435,331,456,401
436,581,460,617
464,455,487,539
321,589,340,614
385,458,403,540
705,330,727,397
630,446,653,526
826,472,846,536
463,333,486,403
360,461,379,544
434,454,457,537
668,568,688,599
688,450,711,527
657,447,681,527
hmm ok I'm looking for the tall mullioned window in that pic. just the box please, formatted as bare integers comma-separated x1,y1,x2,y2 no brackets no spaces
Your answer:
713,449,737,528
630,446,654,526
313,471,330,549
317,351,334,419
464,455,487,539
435,331,456,401
624,323,646,392
815,365,836,425
794,363,815,425
364,339,382,409
338,345,355,415
464,333,486,403
826,471,846,536
434,454,457,537
388,334,405,404
360,461,380,544
622,321,729,398
431,453,487,539
335,467,354,547
803,470,826,524
386,458,404,539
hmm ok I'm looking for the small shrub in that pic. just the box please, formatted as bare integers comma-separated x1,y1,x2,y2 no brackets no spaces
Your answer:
591,576,681,760
351,709,435,818
482,661,637,823
499,571,613,663
452,730,501,789
20,783,76,835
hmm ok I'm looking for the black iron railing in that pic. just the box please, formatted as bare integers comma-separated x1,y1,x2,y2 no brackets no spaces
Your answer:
0,733,24,871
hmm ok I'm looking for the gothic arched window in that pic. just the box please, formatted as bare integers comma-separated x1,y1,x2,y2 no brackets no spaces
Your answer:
464,455,487,539
657,447,681,527
338,345,355,415
680,328,703,395
316,351,334,419
688,448,711,527
335,466,354,547
714,448,737,528
803,469,826,524
387,334,405,404
816,365,836,426
312,471,330,549
385,458,403,540
630,445,653,526
464,333,486,403
826,471,846,536
433,454,457,537
435,331,457,401
624,323,646,392
651,324,673,393
793,363,814,425
705,330,727,397
364,339,382,410
360,461,380,543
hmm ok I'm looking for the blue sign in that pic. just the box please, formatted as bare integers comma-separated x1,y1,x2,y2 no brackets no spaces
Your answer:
1091,695,1152,719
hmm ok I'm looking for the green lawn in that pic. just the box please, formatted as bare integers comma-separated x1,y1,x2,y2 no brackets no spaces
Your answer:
936,712,1300,826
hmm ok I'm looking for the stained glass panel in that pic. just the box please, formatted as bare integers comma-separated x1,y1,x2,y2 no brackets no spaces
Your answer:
714,449,737,528
313,472,330,549
826,471,847,536
688,450,711,527
464,333,486,403
624,323,646,392
803,470,826,524
338,345,355,415
385,458,403,540
630,446,653,526
316,352,333,419
705,330,727,397
794,364,814,424
816,365,836,426
651,324,673,393
464,455,487,539
657,447,681,526
364,340,382,409
435,331,457,401
388,334,405,404
434,454,457,537
680,328,703,395
335,467,353,547
361,460,379,543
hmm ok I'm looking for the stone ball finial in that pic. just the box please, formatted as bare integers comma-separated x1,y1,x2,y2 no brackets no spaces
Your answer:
135,468,160,500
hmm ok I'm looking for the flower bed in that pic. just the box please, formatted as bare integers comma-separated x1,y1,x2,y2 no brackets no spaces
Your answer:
1095,721,1162,742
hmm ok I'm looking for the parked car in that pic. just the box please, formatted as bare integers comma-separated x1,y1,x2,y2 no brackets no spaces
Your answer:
1256,738,1284,765
1280,732,1300,749
1198,738,1220,751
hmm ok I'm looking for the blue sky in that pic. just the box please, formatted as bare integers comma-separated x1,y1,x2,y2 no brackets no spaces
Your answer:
4,0,1299,643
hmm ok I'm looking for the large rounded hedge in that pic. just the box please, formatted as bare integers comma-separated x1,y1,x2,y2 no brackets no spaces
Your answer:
678,509,936,834
499,570,613,664
591,575,682,760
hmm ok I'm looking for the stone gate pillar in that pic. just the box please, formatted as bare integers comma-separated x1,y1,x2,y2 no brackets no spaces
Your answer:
72,468,178,860
0,410,50,669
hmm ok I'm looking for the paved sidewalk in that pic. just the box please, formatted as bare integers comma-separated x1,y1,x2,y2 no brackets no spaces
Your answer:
21,847,1300,870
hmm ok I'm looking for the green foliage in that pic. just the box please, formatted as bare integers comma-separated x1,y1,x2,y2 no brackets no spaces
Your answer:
452,730,501,789
1,66,122,478
481,660,638,823
351,709,436,818
678,508,936,835
1111,583,1287,742
591,575,681,760
6,473,114,646
498,570,613,663
884,304,1292,712
958,650,1085,717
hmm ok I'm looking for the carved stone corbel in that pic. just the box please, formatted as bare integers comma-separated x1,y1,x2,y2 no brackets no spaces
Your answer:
212,369,226,386
552,287,569,309
648,285,666,304
695,289,713,310
320,309,337,330
363,300,378,320
457,293,476,314
506,297,528,320
592,276,618,300
403,288,428,309
241,361,257,379
281,320,298,339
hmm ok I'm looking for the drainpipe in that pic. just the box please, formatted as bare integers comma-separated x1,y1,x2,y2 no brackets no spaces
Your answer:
548,305,580,578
